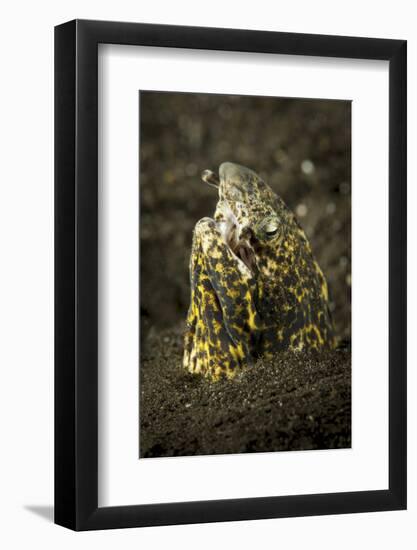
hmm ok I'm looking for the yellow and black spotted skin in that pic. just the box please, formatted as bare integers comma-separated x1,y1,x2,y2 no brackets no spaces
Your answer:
183,162,335,380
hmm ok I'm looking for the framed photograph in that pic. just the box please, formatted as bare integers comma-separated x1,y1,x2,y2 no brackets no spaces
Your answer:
55,19,406,530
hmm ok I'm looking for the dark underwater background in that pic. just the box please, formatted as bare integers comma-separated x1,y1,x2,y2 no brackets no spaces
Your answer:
139,91,351,457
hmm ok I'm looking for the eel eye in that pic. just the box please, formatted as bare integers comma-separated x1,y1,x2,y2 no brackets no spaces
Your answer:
257,216,281,240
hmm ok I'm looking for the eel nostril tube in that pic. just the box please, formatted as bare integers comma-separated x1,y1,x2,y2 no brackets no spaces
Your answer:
201,169,220,188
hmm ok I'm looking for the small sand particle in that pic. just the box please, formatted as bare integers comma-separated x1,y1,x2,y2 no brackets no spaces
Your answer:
339,256,349,269
185,163,198,176
339,182,350,195
296,203,308,218
301,159,315,175
326,202,336,215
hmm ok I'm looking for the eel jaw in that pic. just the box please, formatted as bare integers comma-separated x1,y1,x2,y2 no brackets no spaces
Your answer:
201,168,256,274
217,201,257,275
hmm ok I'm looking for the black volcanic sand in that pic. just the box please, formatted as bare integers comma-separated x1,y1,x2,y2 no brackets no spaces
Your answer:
139,92,351,457
140,329,350,457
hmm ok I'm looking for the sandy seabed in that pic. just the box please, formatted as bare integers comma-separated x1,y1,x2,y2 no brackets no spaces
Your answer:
139,328,351,458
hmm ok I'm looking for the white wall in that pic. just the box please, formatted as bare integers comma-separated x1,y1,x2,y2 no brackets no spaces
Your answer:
0,1,415,548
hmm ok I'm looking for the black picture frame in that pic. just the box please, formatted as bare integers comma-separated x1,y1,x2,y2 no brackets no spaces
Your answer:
55,19,407,531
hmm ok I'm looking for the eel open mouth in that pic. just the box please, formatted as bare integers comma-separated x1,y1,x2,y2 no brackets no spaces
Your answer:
219,217,256,275
202,169,257,274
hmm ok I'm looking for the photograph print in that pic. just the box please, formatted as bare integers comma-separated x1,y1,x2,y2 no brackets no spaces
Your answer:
139,91,351,458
